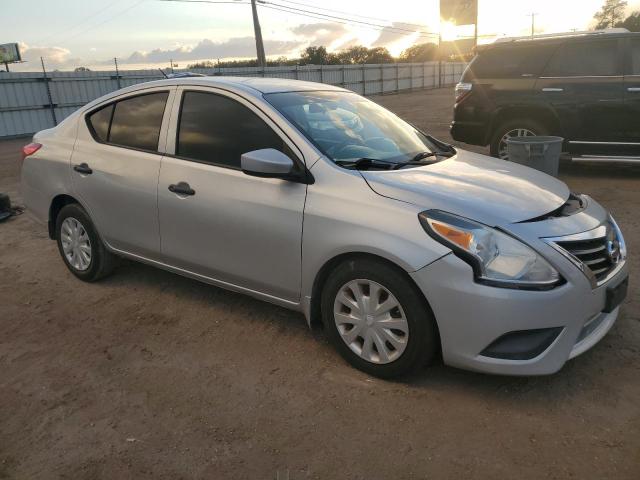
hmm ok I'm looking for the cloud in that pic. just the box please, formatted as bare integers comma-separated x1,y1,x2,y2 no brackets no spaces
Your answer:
18,42,81,68
291,22,350,47
121,36,303,64
371,22,425,47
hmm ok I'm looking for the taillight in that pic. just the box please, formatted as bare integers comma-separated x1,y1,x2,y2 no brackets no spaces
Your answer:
455,82,473,104
21,142,42,161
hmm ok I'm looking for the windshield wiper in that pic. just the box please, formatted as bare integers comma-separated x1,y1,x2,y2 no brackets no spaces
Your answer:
335,158,396,170
392,151,454,170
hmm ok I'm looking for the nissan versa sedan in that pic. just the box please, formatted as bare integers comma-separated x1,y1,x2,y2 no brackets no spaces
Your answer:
20,77,629,378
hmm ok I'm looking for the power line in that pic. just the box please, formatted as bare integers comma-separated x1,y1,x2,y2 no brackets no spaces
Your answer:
273,0,427,30
260,1,439,37
57,0,148,44
158,0,439,38
32,0,127,46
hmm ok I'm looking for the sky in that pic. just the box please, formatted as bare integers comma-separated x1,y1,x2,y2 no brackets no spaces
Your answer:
2,0,640,71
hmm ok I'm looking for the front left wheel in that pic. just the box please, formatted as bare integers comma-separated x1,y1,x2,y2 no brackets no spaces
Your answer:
321,258,439,379
55,203,117,282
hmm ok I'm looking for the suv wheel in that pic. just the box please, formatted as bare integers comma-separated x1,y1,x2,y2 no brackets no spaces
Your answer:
490,119,547,160
55,203,118,282
321,258,438,379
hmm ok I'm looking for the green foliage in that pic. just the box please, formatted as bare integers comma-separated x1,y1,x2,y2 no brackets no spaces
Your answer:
398,43,439,62
594,0,628,29
616,11,640,31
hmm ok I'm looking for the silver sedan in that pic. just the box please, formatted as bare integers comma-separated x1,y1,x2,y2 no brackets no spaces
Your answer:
20,77,628,378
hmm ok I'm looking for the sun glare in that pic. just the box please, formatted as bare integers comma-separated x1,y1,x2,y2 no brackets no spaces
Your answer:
440,21,459,41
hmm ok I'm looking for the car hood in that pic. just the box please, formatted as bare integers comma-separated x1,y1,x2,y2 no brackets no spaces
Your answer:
361,149,570,226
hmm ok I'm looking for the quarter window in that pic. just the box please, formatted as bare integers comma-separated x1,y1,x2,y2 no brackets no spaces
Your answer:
544,39,620,77
87,104,113,142
86,92,169,152
176,91,286,168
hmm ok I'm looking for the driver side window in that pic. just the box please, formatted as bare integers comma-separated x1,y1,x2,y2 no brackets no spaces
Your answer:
176,91,289,169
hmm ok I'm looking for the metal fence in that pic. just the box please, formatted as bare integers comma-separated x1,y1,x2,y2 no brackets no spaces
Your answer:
0,61,466,138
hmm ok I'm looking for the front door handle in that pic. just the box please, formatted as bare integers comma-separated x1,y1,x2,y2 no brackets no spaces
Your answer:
542,87,564,92
73,162,93,174
168,182,196,196
628,87,640,92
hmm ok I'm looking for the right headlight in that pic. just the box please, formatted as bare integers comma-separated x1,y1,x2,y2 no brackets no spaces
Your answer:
419,210,562,290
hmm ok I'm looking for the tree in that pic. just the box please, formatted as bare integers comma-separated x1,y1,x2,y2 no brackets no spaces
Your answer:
300,46,341,65
594,0,628,29
399,43,439,62
364,47,394,64
187,60,215,69
616,11,640,31
336,46,369,64
74,66,91,72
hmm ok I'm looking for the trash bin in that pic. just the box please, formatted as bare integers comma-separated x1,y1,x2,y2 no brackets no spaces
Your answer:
506,136,563,177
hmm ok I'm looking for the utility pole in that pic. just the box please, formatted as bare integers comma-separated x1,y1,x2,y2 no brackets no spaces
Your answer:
527,12,538,38
251,0,267,68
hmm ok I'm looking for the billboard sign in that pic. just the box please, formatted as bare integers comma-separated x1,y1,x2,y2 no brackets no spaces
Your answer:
0,43,21,64
440,0,478,26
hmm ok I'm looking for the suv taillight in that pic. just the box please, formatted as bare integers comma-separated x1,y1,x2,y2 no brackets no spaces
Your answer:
455,82,473,104
21,143,42,161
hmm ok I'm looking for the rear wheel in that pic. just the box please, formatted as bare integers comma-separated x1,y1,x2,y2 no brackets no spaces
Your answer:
490,119,547,160
55,203,117,282
321,258,438,378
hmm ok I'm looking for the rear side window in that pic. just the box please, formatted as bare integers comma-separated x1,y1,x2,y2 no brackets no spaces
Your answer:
176,91,286,168
109,93,169,151
470,44,557,79
87,104,113,142
544,39,620,77
86,91,169,152
631,38,640,75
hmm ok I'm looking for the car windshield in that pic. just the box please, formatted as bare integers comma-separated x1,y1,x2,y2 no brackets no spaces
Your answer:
264,90,438,165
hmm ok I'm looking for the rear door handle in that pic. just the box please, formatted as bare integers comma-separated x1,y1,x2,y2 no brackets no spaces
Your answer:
628,87,640,92
542,88,564,92
73,162,93,175
168,182,196,196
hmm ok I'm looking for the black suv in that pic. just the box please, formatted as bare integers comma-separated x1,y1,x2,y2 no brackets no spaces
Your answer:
451,30,640,160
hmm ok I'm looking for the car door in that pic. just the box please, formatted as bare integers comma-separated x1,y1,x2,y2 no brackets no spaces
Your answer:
157,87,307,302
535,37,625,155
71,88,175,258
622,36,640,155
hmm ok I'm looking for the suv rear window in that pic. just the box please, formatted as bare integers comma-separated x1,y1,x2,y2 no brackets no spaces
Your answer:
470,44,557,79
631,38,640,75
543,39,620,77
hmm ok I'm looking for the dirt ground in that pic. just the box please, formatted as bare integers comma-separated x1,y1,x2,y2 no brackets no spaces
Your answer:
1,88,639,479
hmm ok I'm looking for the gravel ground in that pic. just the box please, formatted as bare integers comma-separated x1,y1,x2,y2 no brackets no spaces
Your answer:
0,88,639,480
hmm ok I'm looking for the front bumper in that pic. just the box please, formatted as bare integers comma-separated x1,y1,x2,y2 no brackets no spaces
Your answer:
450,120,489,146
411,253,628,376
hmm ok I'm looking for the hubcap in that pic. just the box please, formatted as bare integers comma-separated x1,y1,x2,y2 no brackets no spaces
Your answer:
498,128,536,160
333,279,409,364
60,217,92,271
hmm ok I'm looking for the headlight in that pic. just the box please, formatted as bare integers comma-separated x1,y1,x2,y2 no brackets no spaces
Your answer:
419,210,562,290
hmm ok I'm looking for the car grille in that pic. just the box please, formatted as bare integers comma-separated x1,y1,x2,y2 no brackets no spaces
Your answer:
555,235,614,282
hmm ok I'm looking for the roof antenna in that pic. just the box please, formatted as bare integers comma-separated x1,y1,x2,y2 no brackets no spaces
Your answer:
159,68,168,79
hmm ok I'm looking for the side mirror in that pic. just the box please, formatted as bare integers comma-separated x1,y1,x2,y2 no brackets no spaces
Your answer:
241,148,295,179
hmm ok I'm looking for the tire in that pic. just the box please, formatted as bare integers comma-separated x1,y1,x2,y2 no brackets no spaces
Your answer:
490,118,548,159
55,203,117,282
321,258,438,379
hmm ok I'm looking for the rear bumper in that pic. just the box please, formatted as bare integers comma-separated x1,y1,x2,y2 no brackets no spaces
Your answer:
450,120,488,146
411,254,628,376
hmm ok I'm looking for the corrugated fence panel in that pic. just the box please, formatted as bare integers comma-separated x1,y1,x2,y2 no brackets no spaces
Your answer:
0,62,465,138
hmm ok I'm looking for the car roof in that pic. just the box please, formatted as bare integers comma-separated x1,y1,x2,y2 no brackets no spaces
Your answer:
132,76,349,95
479,30,640,52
